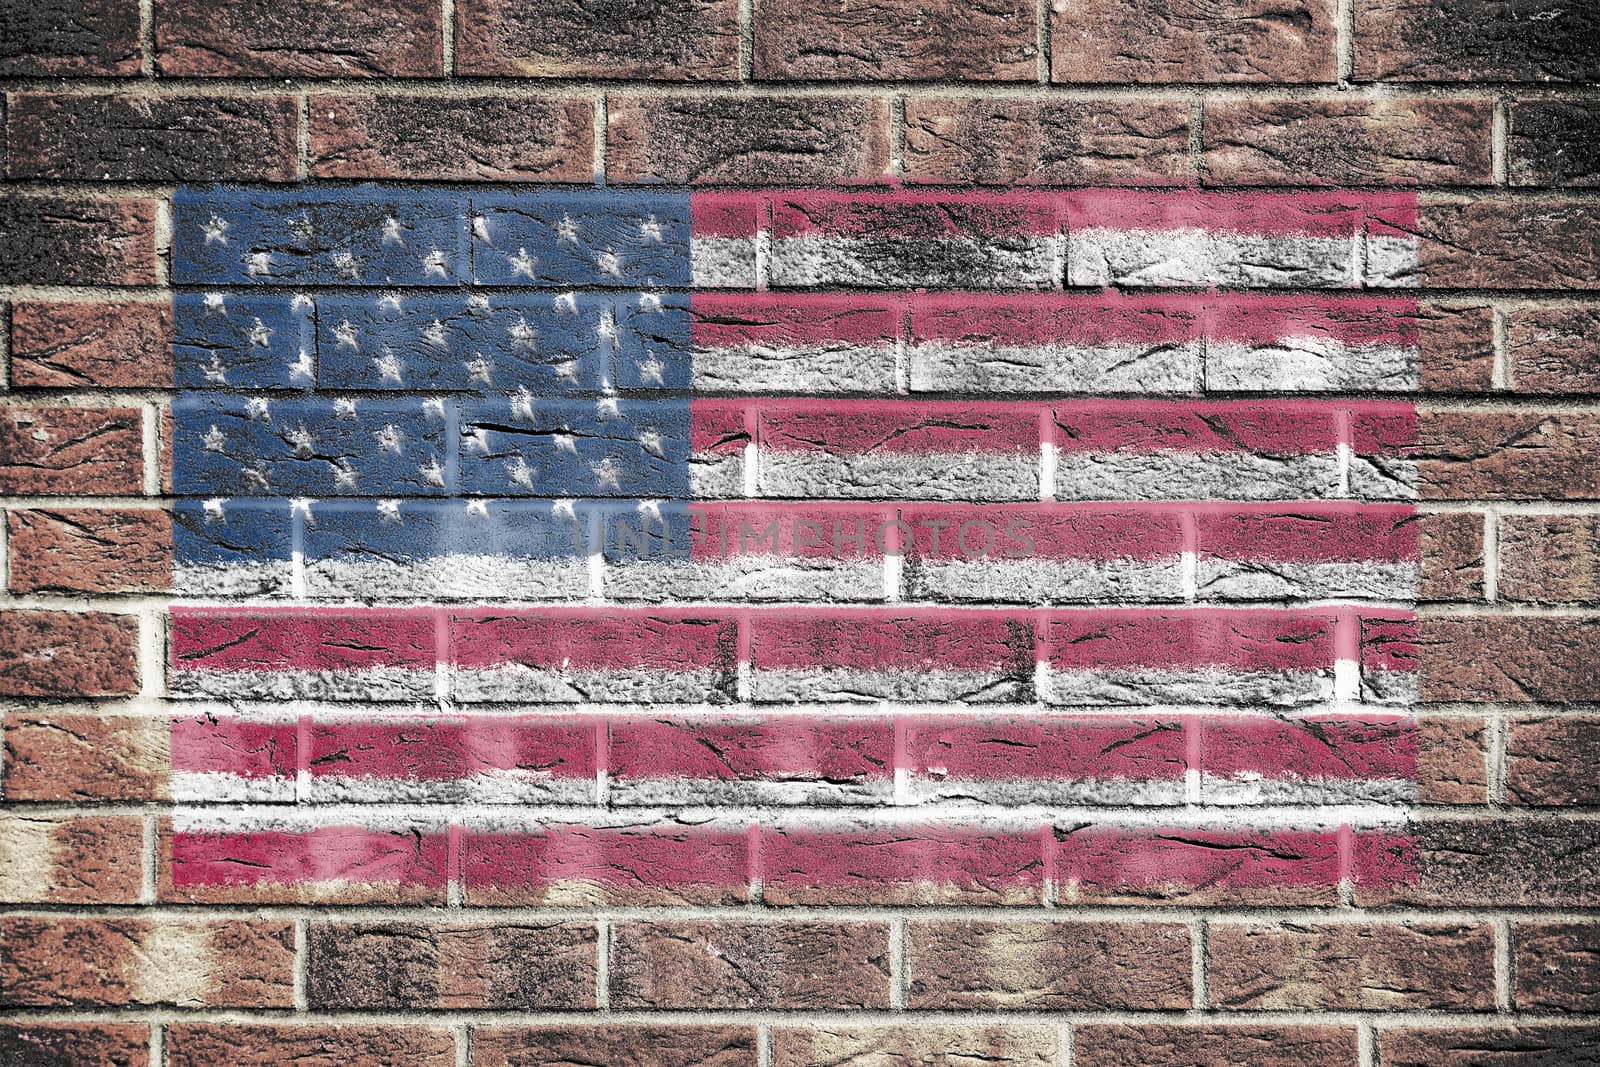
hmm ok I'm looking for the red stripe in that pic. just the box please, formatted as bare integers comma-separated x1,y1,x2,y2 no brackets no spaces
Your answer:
1198,715,1418,780
690,294,899,347
450,610,736,672
1360,615,1418,673
688,503,894,560
171,608,436,671
610,719,894,782
1052,401,1340,454
689,193,761,238
896,504,1184,560
306,719,596,781
1045,611,1336,670
756,401,1040,455
901,717,1187,781
687,400,752,453
170,717,297,777
461,827,752,898
1351,407,1420,454
1065,190,1410,237
169,826,449,889
1195,506,1419,563
1204,294,1420,346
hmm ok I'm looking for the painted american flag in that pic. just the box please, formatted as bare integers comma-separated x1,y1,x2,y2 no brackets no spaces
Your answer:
164,184,1420,904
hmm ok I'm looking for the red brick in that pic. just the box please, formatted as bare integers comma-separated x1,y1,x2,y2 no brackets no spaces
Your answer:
754,0,1037,80
154,0,442,76
1506,307,1600,394
1418,512,1484,601
9,301,174,388
2,917,293,1006
7,509,172,595
474,1026,757,1067
1209,922,1495,1010
1418,716,1489,805
1076,1025,1355,1067
1354,0,1600,83
308,95,595,182
0,199,157,286
1052,0,1336,83
167,1025,456,1067
4,714,169,802
1379,1026,1600,1066
1515,924,1600,1012
0,610,140,698
1506,718,1600,806
904,98,1191,186
1418,200,1600,289
1418,303,1495,393
607,96,891,185
1202,99,1491,185
909,920,1190,1009
307,921,595,1010
0,814,142,904
1420,617,1600,704
1499,515,1600,603
1362,820,1600,908
5,95,298,182
611,921,889,1010
1510,101,1600,187
0,1023,149,1067
0,0,140,74
772,1026,1058,1066
455,0,739,78
0,407,143,497
1419,412,1600,501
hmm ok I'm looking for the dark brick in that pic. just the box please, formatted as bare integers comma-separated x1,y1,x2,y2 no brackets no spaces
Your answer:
9,302,174,389
1419,512,1485,601
0,0,140,75
1418,303,1496,393
1516,924,1600,1012
456,0,739,78
1076,1025,1356,1067
6,95,298,183
0,610,140,698
1507,307,1600,394
1209,922,1496,1010
0,1023,149,1067
1420,616,1600,703
0,199,157,286
1202,99,1491,185
155,0,442,76
8,509,172,595
1510,101,1600,187
1419,412,1600,501
607,96,891,184
1499,515,1600,603
904,98,1191,185
0,407,143,497
611,921,889,1009
1418,199,1600,289
1379,1026,1600,1067
1363,820,1600,907
1355,0,1600,82
308,95,594,182
1507,718,1600,805
167,1025,456,1067
754,0,1037,80
1418,716,1490,805
1053,0,1337,83
4,713,170,802
909,921,1190,1009
475,1026,757,1067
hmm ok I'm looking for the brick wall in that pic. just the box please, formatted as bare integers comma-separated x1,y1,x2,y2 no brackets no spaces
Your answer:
2,0,1599,1064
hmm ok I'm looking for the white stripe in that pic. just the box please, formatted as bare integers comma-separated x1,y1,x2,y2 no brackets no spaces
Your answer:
1069,229,1359,288
1055,453,1344,501
1205,339,1418,392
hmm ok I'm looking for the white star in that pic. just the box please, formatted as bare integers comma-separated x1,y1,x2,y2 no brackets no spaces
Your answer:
332,458,358,488
465,499,490,518
508,316,536,350
375,424,405,453
374,349,403,383
242,462,271,489
462,426,491,454
596,249,623,277
640,215,663,243
288,348,314,381
202,355,228,385
506,454,536,490
554,359,580,384
377,499,403,523
290,497,316,521
466,294,491,315
423,249,449,277
556,291,578,313
248,317,273,348
422,319,448,347
285,424,316,457
382,216,404,246
332,251,361,281
472,215,492,243
286,213,314,242
638,427,664,456
422,397,447,419
556,214,579,243
591,457,622,491
638,357,665,385
246,396,271,420
203,292,226,314
510,386,536,422
552,432,579,454
464,355,493,384
597,306,618,342
247,251,273,277
292,293,313,313
639,292,662,312
507,247,537,278
333,319,360,349
418,456,446,487
637,498,663,521
201,424,227,452
596,394,620,418
552,499,577,521
334,398,359,419
202,498,227,522
202,215,230,245
378,292,404,313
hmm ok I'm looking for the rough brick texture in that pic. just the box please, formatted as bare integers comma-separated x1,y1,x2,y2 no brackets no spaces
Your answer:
1053,0,1337,83
154,0,444,76
455,0,739,78
0,198,157,285
7,509,172,594
755,0,1038,80
9,302,174,388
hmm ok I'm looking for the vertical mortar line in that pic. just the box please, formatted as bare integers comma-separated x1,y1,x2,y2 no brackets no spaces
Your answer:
139,0,155,76
890,96,907,177
1492,98,1508,186
139,606,165,703
297,94,311,181
1035,0,1051,84
739,0,756,81
141,812,159,904
1495,917,1514,1012
1335,0,1354,85
1490,306,1509,390
1189,95,1204,181
155,195,173,288
1060,1023,1074,1067
149,1024,164,1067
596,918,611,1010
0,516,8,595
1190,918,1209,1011
593,93,607,185
142,401,161,498
757,1024,773,1067
888,916,908,1009
1488,710,1508,809
455,1025,471,1067
294,917,309,1011
442,0,455,76
1356,1021,1375,1067
1483,509,1499,603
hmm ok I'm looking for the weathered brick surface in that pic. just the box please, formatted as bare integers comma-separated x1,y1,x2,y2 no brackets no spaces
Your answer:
7,509,172,595
1379,1026,1600,1067
166,1025,457,1067
1418,716,1489,805
1420,617,1600,704
1506,307,1600,394
0,611,140,698
0,0,140,74
154,0,443,76
4,714,169,801
772,1026,1058,1066
456,0,739,78
1515,924,1600,1012
0,199,157,286
1053,0,1336,83
1420,413,1600,501
308,96,596,181
1418,512,1484,601
0,1023,149,1067
904,99,1191,185
475,1026,758,1067
1203,99,1490,185
306,921,594,1009
1075,1025,1356,1067
1363,820,1600,907
0,814,142,903
755,0,1037,80
1208,923,1495,1010
1,917,295,1006
1506,718,1600,806
608,96,891,184
1354,0,1600,82
1509,101,1600,187
1418,200,1600,289
1498,515,1600,603
9,302,174,389
5,95,299,182
0,408,143,498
